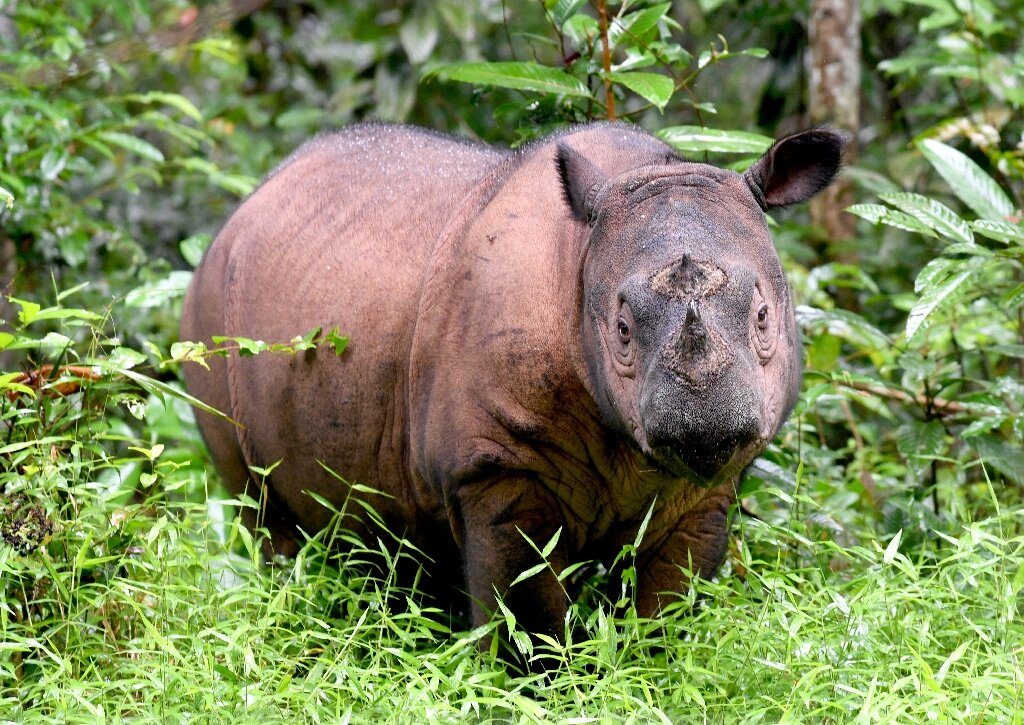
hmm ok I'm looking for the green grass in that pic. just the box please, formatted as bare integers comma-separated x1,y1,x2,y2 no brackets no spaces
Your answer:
3,469,1022,722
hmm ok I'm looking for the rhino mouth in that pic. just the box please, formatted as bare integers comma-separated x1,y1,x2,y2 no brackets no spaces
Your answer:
642,437,759,487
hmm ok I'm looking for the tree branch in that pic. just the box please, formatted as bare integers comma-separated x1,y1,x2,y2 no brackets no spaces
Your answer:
597,0,615,120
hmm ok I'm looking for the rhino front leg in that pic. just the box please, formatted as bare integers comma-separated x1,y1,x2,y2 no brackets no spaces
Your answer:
451,477,570,645
634,484,735,617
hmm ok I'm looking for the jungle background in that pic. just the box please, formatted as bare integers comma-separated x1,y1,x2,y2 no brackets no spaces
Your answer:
1,0,1023,720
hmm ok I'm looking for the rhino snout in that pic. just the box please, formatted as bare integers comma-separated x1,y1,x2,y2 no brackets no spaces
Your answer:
639,365,762,482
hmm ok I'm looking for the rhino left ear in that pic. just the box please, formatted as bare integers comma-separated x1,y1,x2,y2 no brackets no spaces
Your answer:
556,142,608,223
743,127,851,210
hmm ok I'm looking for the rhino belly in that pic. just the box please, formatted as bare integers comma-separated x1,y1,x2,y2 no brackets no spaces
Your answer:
213,131,501,537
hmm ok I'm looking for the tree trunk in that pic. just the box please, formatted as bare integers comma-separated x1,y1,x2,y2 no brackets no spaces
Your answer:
807,0,860,259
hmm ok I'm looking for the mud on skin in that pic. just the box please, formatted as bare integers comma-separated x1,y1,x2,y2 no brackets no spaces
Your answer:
180,121,848,660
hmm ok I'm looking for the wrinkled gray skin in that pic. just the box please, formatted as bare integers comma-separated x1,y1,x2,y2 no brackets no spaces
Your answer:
181,122,846,645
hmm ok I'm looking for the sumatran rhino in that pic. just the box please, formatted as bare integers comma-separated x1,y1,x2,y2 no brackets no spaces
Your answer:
181,122,846,640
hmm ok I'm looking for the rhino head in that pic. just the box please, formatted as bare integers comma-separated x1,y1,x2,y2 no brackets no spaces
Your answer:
558,128,848,483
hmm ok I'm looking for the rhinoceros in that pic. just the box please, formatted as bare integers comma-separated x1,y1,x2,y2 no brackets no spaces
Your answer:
181,122,846,639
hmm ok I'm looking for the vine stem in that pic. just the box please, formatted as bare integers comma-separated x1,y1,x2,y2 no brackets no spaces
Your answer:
597,0,615,120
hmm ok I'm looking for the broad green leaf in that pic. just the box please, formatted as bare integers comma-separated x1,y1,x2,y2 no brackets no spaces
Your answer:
125,92,202,122
847,203,938,237
1003,282,1024,309
795,305,891,349
552,0,586,24
612,48,657,72
906,262,979,339
879,191,973,244
971,219,1024,245
610,3,671,47
125,271,193,308
30,306,103,322
608,71,674,110
180,234,211,268
427,62,591,98
896,420,946,473
919,138,1014,220
562,13,598,45
969,436,1024,484
98,131,165,163
10,297,41,324
657,126,773,154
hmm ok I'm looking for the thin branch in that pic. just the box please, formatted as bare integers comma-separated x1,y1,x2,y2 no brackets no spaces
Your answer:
597,0,615,120
835,379,967,417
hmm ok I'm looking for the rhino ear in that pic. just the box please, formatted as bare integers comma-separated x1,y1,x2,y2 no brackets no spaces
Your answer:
556,142,608,223
743,127,850,210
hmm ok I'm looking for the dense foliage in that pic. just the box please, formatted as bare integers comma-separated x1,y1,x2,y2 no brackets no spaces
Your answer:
2,0,1022,720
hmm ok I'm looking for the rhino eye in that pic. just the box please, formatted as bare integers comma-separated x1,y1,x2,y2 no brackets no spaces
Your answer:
751,286,776,364
757,304,769,329
617,319,631,344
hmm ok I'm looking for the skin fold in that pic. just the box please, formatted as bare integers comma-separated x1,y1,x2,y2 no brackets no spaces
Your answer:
181,121,846,647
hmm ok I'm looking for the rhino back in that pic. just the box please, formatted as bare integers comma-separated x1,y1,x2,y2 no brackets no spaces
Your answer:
189,124,504,534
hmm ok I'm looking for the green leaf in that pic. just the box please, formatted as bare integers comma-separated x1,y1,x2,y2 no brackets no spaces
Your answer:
970,220,1024,245
119,371,225,424
426,62,591,98
610,3,672,47
847,203,938,238
125,271,193,308
10,297,41,325
274,108,326,130
552,0,587,25
969,436,1024,484
896,420,946,471
40,148,69,180
918,139,1014,220
656,126,773,154
180,234,211,268
509,562,548,588
906,261,979,339
796,305,892,349
612,48,658,72
0,186,12,210
879,192,974,244
125,92,203,122
324,328,349,356
883,529,903,564
608,71,674,110
98,131,165,163
399,7,439,64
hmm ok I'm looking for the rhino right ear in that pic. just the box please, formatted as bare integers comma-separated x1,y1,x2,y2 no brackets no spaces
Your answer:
743,127,850,210
556,142,608,224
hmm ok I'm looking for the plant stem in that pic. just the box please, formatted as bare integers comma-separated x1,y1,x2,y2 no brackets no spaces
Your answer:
597,0,615,120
